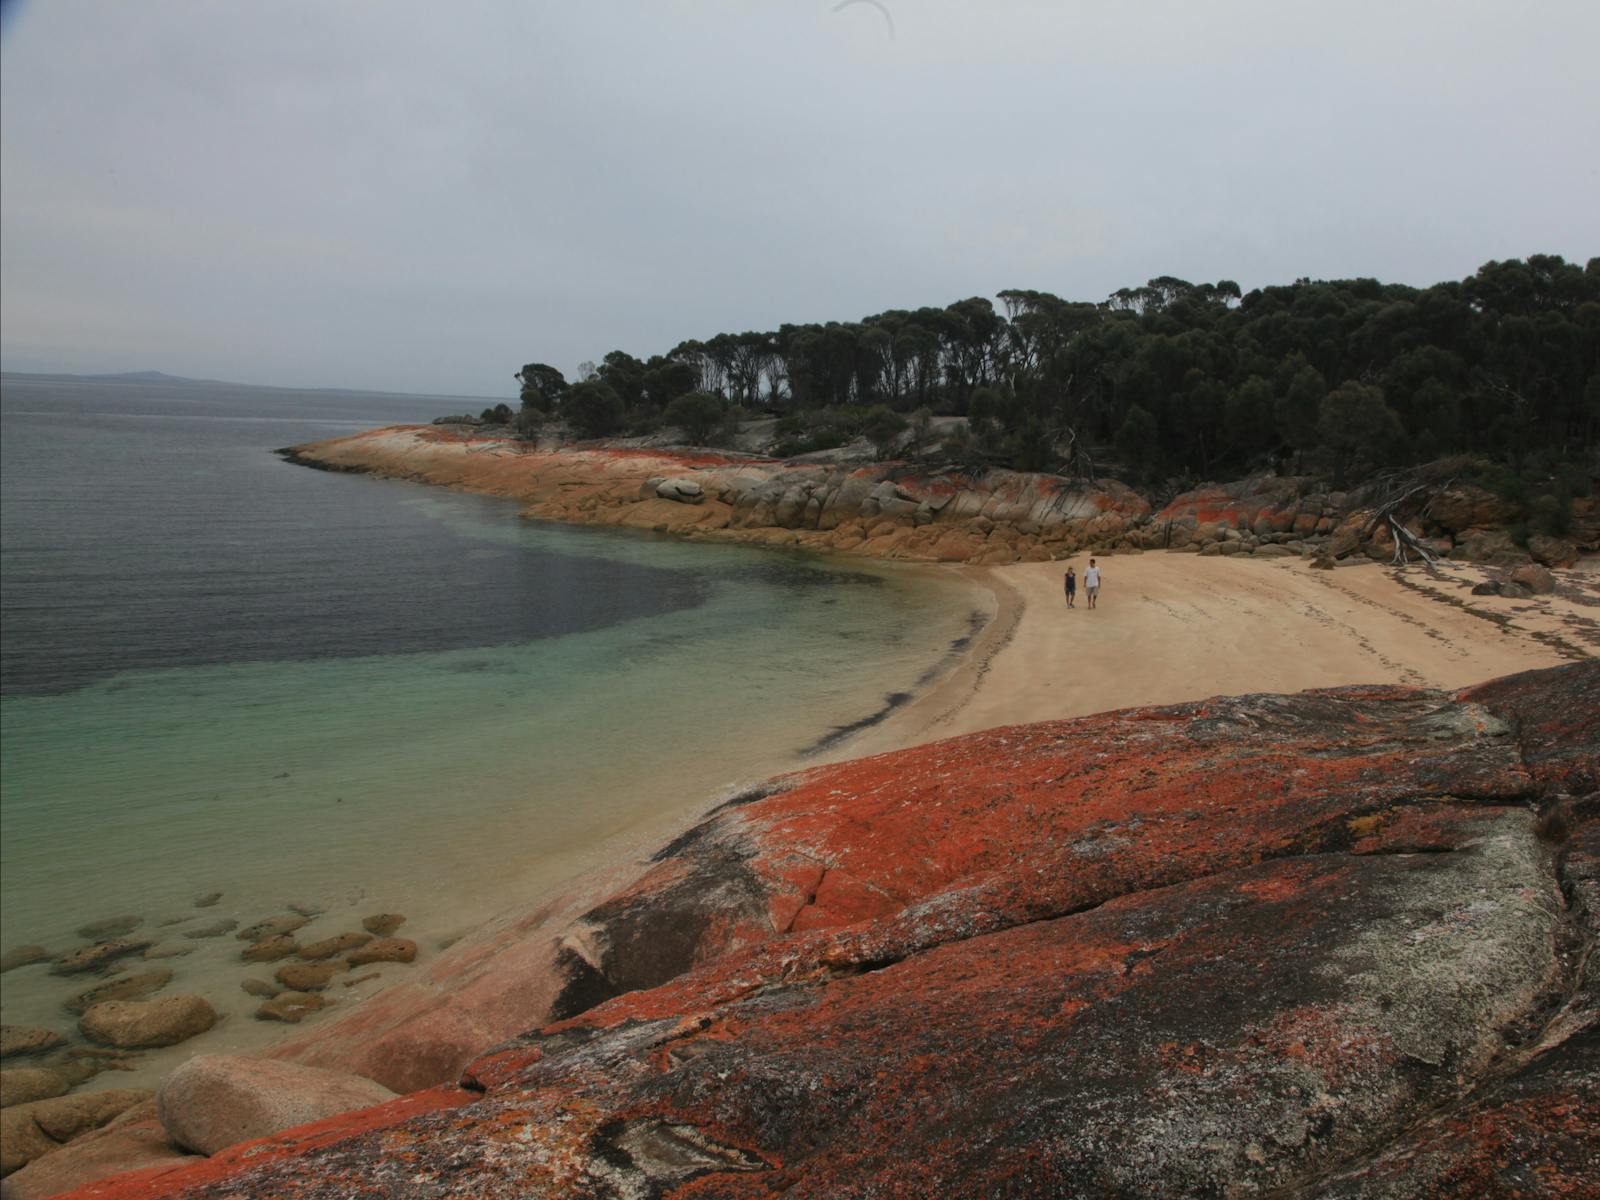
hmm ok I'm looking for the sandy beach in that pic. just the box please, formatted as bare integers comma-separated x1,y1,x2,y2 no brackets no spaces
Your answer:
254,546,1595,1093
847,552,1597,758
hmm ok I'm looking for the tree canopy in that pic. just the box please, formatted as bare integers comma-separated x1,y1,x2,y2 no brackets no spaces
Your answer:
515,255,1599,480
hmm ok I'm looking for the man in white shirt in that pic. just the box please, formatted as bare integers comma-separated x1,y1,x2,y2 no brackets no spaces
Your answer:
1084,558,1102,609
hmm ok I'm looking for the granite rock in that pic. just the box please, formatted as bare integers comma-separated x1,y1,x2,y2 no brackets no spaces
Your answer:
79,996,217,1049
157,1055,396,1156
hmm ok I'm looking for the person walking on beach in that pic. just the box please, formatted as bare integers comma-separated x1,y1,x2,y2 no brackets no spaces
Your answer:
1064,566,1077,608
1084,558,1102,609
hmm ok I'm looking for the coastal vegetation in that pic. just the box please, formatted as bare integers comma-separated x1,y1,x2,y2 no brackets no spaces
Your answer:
506,254,1597,507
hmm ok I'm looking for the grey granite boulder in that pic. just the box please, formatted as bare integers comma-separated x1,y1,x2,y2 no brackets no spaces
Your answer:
157,1055,395,1156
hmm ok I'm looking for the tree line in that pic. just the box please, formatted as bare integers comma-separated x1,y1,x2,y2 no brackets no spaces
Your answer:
505,255,1598,488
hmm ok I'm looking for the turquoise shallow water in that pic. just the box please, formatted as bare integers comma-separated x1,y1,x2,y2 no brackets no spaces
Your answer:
1,517,979,945
0,375,985,1073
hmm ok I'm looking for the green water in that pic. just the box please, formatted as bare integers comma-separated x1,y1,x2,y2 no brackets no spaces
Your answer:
0,376,990,1078
2,526,984,950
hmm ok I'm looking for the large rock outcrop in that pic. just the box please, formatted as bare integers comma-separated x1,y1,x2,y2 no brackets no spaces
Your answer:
281,427,1149,565
285,427,1600,568
70,662,1598,1198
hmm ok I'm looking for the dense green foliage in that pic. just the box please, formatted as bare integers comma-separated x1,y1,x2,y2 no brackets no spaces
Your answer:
516,255,1598,479
662,391,724,445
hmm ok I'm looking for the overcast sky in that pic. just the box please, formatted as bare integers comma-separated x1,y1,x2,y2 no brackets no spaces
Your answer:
2,1,1596,398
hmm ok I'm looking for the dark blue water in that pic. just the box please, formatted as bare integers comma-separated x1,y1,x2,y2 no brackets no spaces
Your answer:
0,372,982,1031
0,375,709,695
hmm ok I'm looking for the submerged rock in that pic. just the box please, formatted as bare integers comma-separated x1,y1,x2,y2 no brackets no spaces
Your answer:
274,963,344,992
359,913,406,938
50,940,152,976
236,915,310,943
240,935,298,963
240,978,280,998
0,1028,65,1062
192,892,223,908
345,937,415,966
75,916,143,941
79,996,217,1049
296,933,370,961
182,919,237,940
65,968,174,1015
141,943,195,960
0,947,50,974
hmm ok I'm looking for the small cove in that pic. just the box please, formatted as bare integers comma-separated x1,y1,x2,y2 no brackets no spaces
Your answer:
0,375,990,1085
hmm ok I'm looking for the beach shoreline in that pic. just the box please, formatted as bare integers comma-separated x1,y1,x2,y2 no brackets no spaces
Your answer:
18,435,1590,1097
6,451,1595,1190
255,544,1594,1091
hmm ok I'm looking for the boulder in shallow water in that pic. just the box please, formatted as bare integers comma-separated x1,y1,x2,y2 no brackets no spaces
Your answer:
287,902,327,918
0,1028,65,1061
275,962,344,992
240,935,299,963
74,916,143,941
237,914,311,942
157,1054,396,1155
298,932,371,961
240,978,280,998
65,968,173,1015
50,939,151,975
0,1068,67,1109
256,992,327,1024
192,891,223,908
79,996,217,1049
361,913,406,938
346,938,416,966
142,943,194,960
0,947,49,974
182,918,238,940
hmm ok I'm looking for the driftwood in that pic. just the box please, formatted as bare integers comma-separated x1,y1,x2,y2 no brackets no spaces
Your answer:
1387,514,1439,566
1361,480,1432,539
1361,475,1454,567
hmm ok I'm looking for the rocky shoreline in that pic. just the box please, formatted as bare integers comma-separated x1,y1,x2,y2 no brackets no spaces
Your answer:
2,431,1590,1195
278,425,1597,572
9,661,1592,1197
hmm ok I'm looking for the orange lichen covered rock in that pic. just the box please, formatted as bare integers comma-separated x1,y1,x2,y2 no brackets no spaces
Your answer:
69,663,1599,1198
280,427,1148,563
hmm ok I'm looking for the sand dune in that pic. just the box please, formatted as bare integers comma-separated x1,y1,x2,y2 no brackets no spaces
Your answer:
851,553,1597,757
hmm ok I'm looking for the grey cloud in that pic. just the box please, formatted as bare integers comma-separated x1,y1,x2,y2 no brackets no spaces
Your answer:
2,0,1596,395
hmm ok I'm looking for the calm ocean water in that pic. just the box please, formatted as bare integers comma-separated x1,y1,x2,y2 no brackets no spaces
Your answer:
0,373,982,1071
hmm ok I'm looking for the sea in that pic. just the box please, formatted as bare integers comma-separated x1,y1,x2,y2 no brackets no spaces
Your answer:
0,372,987,1076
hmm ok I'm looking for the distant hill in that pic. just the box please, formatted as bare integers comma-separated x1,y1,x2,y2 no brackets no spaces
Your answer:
84,370,220,384
0,370,502,404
